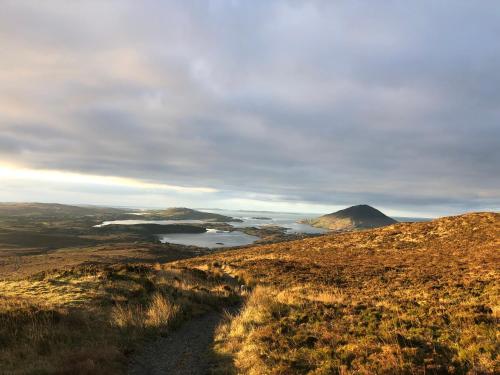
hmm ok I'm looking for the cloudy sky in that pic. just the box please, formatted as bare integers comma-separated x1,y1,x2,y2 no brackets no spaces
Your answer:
1,1,499,217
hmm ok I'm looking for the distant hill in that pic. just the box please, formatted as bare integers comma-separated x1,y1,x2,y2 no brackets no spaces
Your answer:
305,204,397,230
140,207,241,222
0,202,125,217
0,203,241,223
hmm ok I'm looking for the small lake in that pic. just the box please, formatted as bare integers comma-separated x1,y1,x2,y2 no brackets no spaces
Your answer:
95,209,327,248
158,229,259,249
94,219,206,227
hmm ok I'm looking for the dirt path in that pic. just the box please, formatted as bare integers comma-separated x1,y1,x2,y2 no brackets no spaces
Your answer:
128,311,227,375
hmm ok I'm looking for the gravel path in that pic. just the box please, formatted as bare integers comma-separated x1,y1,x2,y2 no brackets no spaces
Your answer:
128,311,225,375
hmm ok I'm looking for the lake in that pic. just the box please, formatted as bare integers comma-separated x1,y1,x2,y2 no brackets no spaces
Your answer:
158,228,259,248
94,219,206,227
95,209,326,248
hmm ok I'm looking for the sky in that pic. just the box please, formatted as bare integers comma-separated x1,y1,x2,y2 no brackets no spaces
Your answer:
1,1,499,217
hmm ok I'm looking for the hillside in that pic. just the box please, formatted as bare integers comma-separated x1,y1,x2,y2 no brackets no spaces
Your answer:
306,204,397,230
1,212,498,374
177,212,499,374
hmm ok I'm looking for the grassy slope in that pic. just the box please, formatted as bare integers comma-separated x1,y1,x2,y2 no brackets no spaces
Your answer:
1,212,498,374
178,212,499,374
0,263,241,374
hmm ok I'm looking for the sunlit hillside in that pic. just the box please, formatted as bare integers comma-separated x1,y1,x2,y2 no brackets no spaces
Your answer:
0,212,498,374
178,212,499,374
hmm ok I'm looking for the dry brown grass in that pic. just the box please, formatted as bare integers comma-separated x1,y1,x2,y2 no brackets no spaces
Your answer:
213,286,289,375
0,241,209,280
110,293,181,330
0,263,241,374
2,212,498,374
145,293,181,328
180,212,500,374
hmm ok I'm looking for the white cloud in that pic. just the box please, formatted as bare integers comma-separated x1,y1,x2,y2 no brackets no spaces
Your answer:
0,165,217,194
0,1,499,216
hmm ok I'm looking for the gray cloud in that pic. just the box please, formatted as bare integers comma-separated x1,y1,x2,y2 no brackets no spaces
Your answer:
1,0,499,216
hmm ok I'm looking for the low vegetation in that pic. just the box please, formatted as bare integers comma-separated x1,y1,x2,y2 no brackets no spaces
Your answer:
0,263,241,374
181,213,499,374
1,209,498,374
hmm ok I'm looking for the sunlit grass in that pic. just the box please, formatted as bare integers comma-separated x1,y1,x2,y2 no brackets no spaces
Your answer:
0,263,240,374
187,212,500,374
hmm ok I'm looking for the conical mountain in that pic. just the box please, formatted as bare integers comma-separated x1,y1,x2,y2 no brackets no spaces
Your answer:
308,204,397,230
